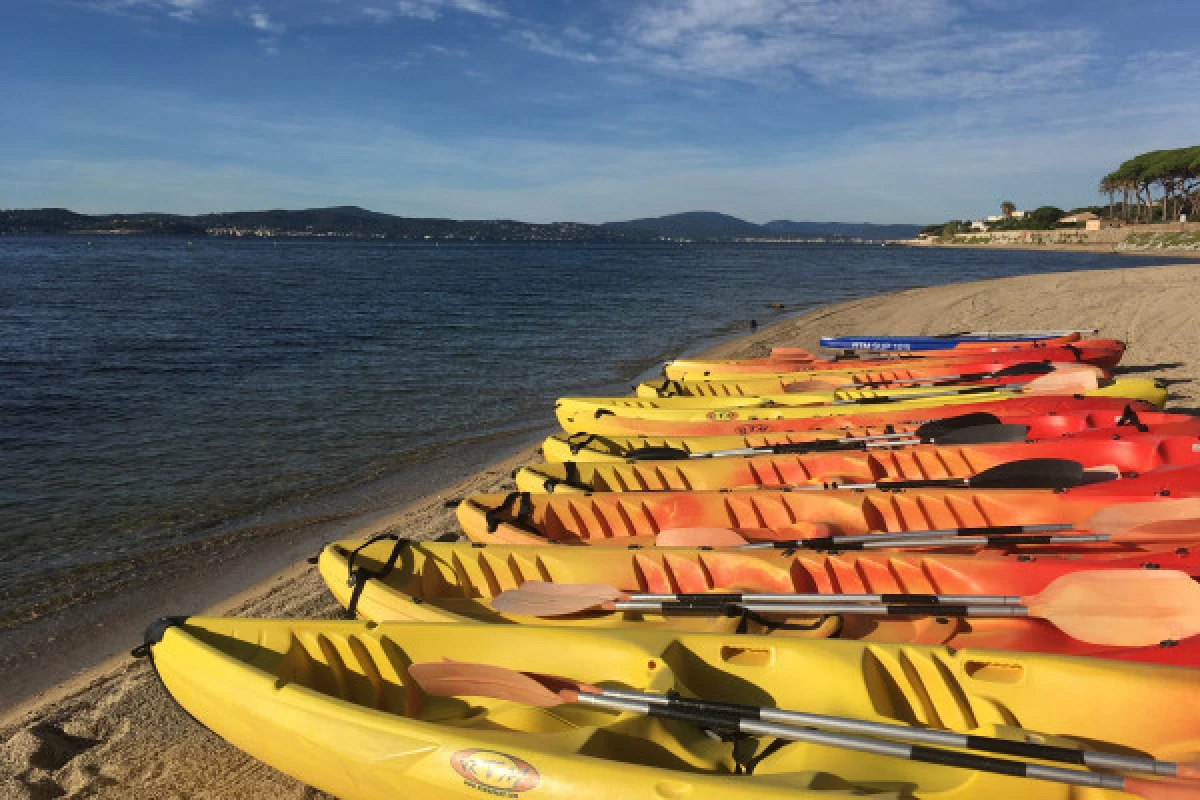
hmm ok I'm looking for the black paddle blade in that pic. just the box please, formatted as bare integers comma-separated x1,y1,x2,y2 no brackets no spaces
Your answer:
992,361,1055,378
914,413,1004,440
627,446,692,461
967,458,1085,489
930,423,1030,446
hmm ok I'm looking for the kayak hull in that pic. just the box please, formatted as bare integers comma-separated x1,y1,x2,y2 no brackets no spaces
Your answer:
146,617,1200,800
516,434,1200,494
557,394,1163,438
319,538,1200,666
458,466,1200,546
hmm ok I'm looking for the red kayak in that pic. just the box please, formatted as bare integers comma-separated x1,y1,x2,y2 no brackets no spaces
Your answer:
668,339,1125,375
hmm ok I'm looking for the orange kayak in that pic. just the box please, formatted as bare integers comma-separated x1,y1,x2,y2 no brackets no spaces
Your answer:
458,464,1200,546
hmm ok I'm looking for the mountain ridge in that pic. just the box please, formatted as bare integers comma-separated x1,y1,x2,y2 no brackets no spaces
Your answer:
1,206,921,241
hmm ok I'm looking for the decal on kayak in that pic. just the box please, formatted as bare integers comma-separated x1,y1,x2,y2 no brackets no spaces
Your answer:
735,424,771,434
705,410,739,420
451,749,541,796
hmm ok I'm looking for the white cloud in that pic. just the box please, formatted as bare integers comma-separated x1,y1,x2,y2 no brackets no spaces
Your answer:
611,0,1094,99
517,31,599,64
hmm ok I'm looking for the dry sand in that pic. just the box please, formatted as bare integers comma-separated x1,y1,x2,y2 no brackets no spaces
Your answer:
2,262,1198,799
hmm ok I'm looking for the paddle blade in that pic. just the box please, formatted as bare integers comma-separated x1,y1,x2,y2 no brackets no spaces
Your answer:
783,379,843,392
1124,776,1200,800
1088,499,1200,539
928,423,1029,446
967,458,1084,489
992,361,1055,378
914,413,1004,440
1110,518,1200,543
1023,370,1101,394
627,446,691,461
657,527,750,547
491,581,622,616
409,660,569,706
1028,570,1200,647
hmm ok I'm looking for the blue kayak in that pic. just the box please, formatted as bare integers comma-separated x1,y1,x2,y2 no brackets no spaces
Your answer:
820,333,1069,352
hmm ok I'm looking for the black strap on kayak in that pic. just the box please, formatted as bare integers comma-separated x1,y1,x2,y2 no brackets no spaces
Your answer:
733,609,843,636
733,737,798,776
656,379,685,397
343,533,411,619
544,462,586,492
1116,404,1149,432
484,491,536,535
1065,343,1083,361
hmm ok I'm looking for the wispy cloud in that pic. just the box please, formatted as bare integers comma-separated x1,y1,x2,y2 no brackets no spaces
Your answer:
516,30,599,64
611,0,1094,98
74,0,508,33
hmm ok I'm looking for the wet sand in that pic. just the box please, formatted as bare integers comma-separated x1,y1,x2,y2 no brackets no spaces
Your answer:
3,262,1199,798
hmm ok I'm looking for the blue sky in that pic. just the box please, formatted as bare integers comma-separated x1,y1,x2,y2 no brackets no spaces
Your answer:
3,0,1199,223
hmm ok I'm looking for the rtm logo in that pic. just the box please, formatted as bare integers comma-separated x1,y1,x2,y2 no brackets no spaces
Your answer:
451,749,541,797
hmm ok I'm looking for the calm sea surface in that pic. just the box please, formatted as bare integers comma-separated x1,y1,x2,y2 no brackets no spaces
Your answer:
0,237,1185,625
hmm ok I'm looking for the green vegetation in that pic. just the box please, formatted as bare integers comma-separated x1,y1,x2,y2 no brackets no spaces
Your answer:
987,206,1065,231
1101,145,1200,222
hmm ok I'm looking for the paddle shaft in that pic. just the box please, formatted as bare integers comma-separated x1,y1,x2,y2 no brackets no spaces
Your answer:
622,591,1022,605
740,523,1075,549
613,600,1035,616
578,693,1131,791
595,687,1178,777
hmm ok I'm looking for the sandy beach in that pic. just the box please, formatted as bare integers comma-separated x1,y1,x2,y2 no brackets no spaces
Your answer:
3,262,1199,799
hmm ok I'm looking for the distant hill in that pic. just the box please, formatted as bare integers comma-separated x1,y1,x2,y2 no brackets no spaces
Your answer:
763,220,923,240
604,211,920,241
1,206,921,242
603,211,765,239
0,206,649,241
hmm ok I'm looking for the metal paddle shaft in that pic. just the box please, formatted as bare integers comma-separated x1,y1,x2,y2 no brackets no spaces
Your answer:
782,524,1076,548
594,687,1181,778
575,693,1132,792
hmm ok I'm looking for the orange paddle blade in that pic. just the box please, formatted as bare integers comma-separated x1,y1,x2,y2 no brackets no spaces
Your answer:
1023,370,1101,394
491,581,622,616
1027,570,1200,647
656,527,750,547
783,379,844,392
409,660,568,707
1124,776,1200,800
1089,500,1200,539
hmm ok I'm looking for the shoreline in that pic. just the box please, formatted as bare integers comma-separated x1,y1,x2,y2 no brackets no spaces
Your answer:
4,262,1200,798
893,242,1200,258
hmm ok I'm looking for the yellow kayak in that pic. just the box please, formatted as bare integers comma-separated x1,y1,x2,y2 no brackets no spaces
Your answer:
556,379,1166,435
144,616,1200,799
541,427,923,463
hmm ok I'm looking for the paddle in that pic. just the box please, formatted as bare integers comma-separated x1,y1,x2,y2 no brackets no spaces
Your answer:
824,369,1101,403
655,528,1099,550
782,361,1067,393
657,498,1200,549
410,661,1195,797
490,570,1200,647
784,457,1085,491
625,412,1017,461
